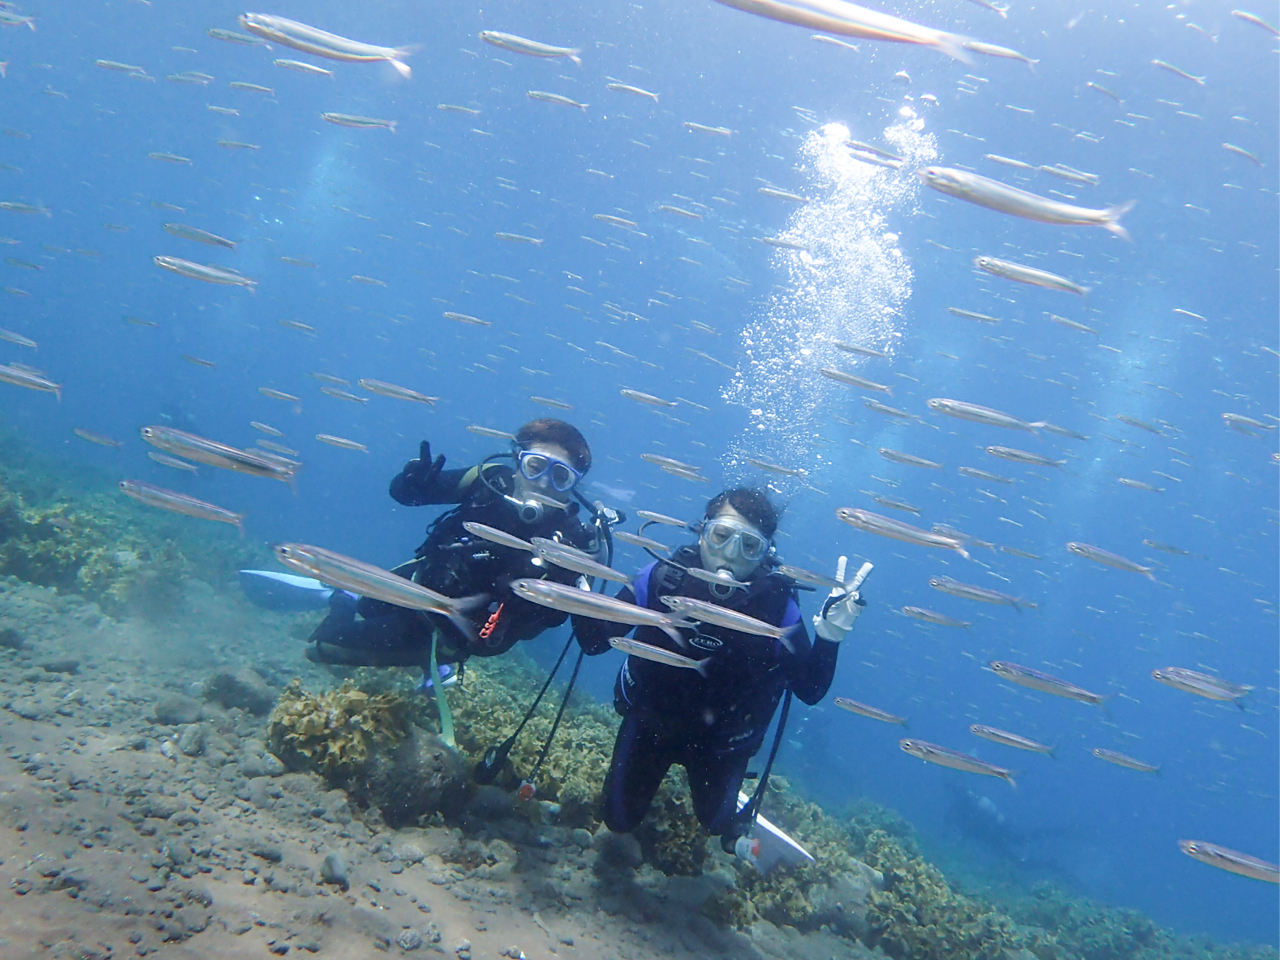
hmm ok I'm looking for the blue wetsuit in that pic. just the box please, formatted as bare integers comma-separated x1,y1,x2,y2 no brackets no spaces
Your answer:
573,545,839,837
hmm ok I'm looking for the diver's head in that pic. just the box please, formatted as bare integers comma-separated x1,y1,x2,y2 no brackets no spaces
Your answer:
698,487,777,583
511,419,591,517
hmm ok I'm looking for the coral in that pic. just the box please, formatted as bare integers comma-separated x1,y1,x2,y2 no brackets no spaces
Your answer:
267,679,410,777
634,773,710,876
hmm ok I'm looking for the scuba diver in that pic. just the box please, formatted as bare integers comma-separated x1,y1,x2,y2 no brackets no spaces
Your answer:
571,487,870,861
304,418,617,678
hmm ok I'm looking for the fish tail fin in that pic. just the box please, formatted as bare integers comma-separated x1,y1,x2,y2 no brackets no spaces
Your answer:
939,33,975,64
389,120,399,134
1079,286,1092,296
0,63,7,79
443,592,488,644
695,657,710,678
1004,771,1018,789
236,516,246,539
660,621,689,650
956,545,971,560
901,716,910,730
569,50,582,66
1048,744,1058,760
996,4,1009,18
1099,695,1113,720
25,17,35,32
1104,200,1136,241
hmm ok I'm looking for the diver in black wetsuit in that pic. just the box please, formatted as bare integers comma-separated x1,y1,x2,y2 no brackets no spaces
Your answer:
572,488,869,857
306,418,611,673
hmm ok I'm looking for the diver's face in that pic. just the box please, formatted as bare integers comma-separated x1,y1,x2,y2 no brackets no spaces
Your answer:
513,441,578,505
699,504,770,580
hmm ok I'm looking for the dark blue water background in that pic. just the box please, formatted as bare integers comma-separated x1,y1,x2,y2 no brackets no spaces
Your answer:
0,0,1275,944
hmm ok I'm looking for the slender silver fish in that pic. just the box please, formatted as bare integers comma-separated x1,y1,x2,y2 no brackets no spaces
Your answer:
119,480,244,534
1066,542,1156,580
1231,10,1279,36
635,509,687,527
919,166,1135,239
357,379,438,404
140,425,295,486
970,725,1055,756
821,367,893,394
531,538,631,585
163,223,237,250
1151,59,1204,85
1049,314,1099,336
528,90,587,110
709,0,973,61
834,341,887,358
154,256,255,289
974,256,1089,296
989,661,1103,705
684,567,751,591
240,14,414,76
606,82,659,101
462,521,533,552
948,307,1000,323
1179,840,1279,884
879,448,943,469
900,739,1016,786
986,446,1064,468
775,564,843,590
511,577,687,647
958,466,1016,484
837,508,970,559
322,112,397,132
274,59,333,77
609,636,708,676
931,577,1034,610
613,531,673,553
1151,667,1252,707
479,30,580,64
660,595,799,652
835,697,908,725
927,398,1038,432
275,543,483,640
963,40,1037,69
0,363,60,399
902,606,972,628
1093,748,1159,775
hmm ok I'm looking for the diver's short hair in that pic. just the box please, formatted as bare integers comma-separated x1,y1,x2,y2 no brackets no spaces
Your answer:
515,419,591,474
705,487,780,538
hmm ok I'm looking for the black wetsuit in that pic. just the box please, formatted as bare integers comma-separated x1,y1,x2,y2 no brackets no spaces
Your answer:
572,545,839,837
308,459,599,669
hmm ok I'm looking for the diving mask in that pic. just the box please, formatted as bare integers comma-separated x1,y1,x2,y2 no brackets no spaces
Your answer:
699,515,770,581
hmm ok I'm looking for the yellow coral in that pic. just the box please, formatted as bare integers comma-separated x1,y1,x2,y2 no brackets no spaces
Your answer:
267,679,410,778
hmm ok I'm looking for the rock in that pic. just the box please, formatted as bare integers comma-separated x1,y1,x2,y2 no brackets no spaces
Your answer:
239,743,286,778
804,858,884,939
246,776,281,809
141,794,184,820
203,667,275,716
454,939,472,960
593,829,644,871
467,785,515,820
350,726,468,828
320,851,349,890
177,723,205,757
8,694,54,721
153,694,202,725
0,624,25,650
394,842,425,865
249,842,283,863
571,828,594,850
40,658,80,674
397,929,424,951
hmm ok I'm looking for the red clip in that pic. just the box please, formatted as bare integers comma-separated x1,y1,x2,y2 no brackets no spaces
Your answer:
517,781,537,802
478,602,504,641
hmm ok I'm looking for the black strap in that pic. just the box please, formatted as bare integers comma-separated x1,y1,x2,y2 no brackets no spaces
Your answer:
527,649,585,784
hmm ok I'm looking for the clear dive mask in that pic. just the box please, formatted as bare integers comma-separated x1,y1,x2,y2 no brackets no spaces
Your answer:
698,515,771,583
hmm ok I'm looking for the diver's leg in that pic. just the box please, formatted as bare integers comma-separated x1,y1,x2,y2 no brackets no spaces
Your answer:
600,715,672,834
686,748,751,836
307,598,433,668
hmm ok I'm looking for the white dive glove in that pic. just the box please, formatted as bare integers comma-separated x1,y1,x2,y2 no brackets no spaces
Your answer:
813,556,873,643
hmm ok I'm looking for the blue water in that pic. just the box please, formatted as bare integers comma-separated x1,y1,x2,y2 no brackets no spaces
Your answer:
1,0,1275,945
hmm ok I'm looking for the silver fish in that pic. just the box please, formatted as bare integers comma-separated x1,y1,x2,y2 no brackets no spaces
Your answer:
864,400,919,420
974,256,1089,296
357,379,438,404
635,509,687,527
775,564,843,590
835,697,908,725
154,256,255,289
985,446,1064,468
902,606,972,628
970,725,1055,756
0,363,60,399
710,0,972,61
609,636,708,675
837,508,970,558
878,448,942,469
240,13,414,76
1151,59,1204,85
900,739,1016,786
919,166,1135,239
1039,164,1099,186
820,367,892,394
948,306,1001,323
927,398,1038,432
1066,542,1156,580
1179,841,1279,884
462,521,533,552
606,82,659,101
613,531,672,553
163,223,237,250
660,595,798,653
1151,667,1252,707
141,425,295,486
276,543,483,640
273,59,333,77
1048,313,1099,336
120,480,244,533
527,90,587,110
963,40,1038,69
989,661,1102,705
479,30,580,63
931,577,1034,610
621,388,678,407
322,112,397,132
683,567,751,590
834,341,888,358
511,578,687,647
758,186,810,203
467,425,516,440
957,466,1016,484
531,538,631,585
1093,748,1159,775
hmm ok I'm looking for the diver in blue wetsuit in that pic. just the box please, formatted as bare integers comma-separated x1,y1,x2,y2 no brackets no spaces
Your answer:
572,488,868,855
305,418,613,672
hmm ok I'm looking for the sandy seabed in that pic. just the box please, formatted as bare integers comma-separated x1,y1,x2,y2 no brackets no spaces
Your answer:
0,574,873,960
